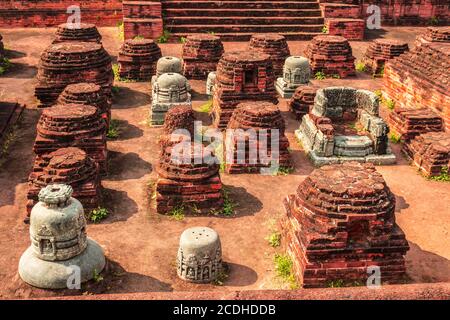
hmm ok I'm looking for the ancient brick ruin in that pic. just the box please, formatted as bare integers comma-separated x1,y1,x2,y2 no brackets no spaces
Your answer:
212,51,278,129
53,23,102,43
156,142,224,215
122,0,164,40
225,101,291,174
415,26,450,46
305,35,356,78
33,104,108,173
288,85,318,121
118,38,162,81
320,2,365,40
296,87,395,165
182,34,224,79
26,147,101,221
362,39,409,76
58,83,111,128
35,42,113,108
159,105,195,148
388,108,444,142
283,162,409,288
248,34,290,78
403,132,450,178
383,27,450,131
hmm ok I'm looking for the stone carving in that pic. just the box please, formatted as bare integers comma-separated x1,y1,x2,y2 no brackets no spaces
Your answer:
275,56,311,98
282,162,409,288
150,72,192,126
212,51,278,129
206,71,216,97
26,147,101,222
362,39,409,76
296,87,396,165
118,38,162,81
182,34,224,79
225,101,292,173
305,35,356,78
19,184,105,289
53,23,102,43
177,227,222,283
35,42,113,108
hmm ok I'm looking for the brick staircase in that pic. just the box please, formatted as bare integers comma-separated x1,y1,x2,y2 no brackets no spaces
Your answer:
161,0,325,41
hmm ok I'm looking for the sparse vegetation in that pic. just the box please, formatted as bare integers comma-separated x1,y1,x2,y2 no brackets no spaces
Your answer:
389,131,401,144
92,269,104,283
331,74,340,79
355,61,367,72
198,100,213,113
274,254,298,289
179,36,187,44
111,86,121,95
314,71,326,80
213,263,229,286
90,207,109,223
385,98,396,110
107,119,121,139
328,279,345,288
117,21,124,41
112,64,120,81
133,35,145,40
277,166,294,176
428,167,450,182
0,58,11,75
157,30,171,43
168,205,185,221
322,25,328,34
267,231,281,248
221,188,236,216
429,16,439,26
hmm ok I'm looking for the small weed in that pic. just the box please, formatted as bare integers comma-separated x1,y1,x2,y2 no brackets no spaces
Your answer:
429,16,439,26
277,166,294,176
0,58,11,75
112,64,120,81
274,254,298,289
198,100,213,113
111,86,120,95
315,71,326,80
168,206,185,221
93,269,104,283
322,25,328,34
207,31,216,36
355,61,366,72
179,36,187,44
328,279,345,288
331,74,340,79
107,119,120,139
90,207,109,223
213,264,229,286
267,231,281,248
133,35,145,40
157,30,171,43
221,188,236,216
374,89,383,100
385,99,396,110
117,21,124,41
389,131,401,144
428,167,450,182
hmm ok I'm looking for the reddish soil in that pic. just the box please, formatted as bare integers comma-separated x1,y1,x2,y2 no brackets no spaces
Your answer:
0,27,448,299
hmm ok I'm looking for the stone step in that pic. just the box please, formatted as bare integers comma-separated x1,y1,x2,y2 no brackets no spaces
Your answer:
162,1,321,10
167,24,324,34
168,32,320,42
164,8,323,17
165,16,325,25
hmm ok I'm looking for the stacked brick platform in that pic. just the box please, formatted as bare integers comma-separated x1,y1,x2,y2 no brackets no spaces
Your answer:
58,83,111,128
388,107,444,142
35,42,113,108
212,51,278,129
362,39,409,76
53,23,102,43
288,85,318,121
282,162,409,288
26,147,101,221
159,105,195,148
403,131,450,177
156,142,224,215
118,38,162,81
33,103,108,174
225,102,292,174
416,26,450,47
305,35,356,78
182,34,224,79
383,37,450,131
122,0,164,40
248,34,291,77
326,19,365,41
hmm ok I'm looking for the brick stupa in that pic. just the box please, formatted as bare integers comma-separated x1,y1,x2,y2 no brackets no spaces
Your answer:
118,38,162,81
248,34,290,78
26,147,101,221
225,101,292,174
182,34,224,79
33,104,108,173
305,35,356,78
58,82,111,128
159,105,195,148
362,39,409,76
288,85,318,120
212,51,278,129
35,42,113,108
156,142,224,215
283,162,409,288
53,23,102,43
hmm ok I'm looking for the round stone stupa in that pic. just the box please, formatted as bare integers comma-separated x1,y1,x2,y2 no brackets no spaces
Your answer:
19,184,105,289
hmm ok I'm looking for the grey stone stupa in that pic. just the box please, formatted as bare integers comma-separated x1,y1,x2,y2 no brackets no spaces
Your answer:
276,56,311,98
18,184,105,289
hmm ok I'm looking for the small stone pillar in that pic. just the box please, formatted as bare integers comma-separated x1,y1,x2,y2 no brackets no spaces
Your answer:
275,56,311,98
19,184,105,289
177,227,222,283
151,56,183,85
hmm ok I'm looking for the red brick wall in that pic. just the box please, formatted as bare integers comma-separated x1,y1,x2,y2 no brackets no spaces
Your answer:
122,0,163,40
0,0,123,27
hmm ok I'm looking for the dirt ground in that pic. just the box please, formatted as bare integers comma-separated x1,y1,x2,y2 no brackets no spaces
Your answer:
0,26,449,299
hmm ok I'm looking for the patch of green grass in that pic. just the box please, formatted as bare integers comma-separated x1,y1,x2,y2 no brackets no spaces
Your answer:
157,30,171,44
168,205,185,221
374,89,383,100
112,64,120,81
274,254,298,289
328,279,345,288
276,166,294,176
107,119,121,139
314,71,326,80
0,58,11,75
90,207,109,223
213,263,229,286
93,269,104,283
117,21,124,41
221,188,236,216
355,61,367,72
322,25,328,34
389,131,401,144
385,98,396,110
428,167,450,182
267,231,281,248
198,100,213,113
179,36,187,44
